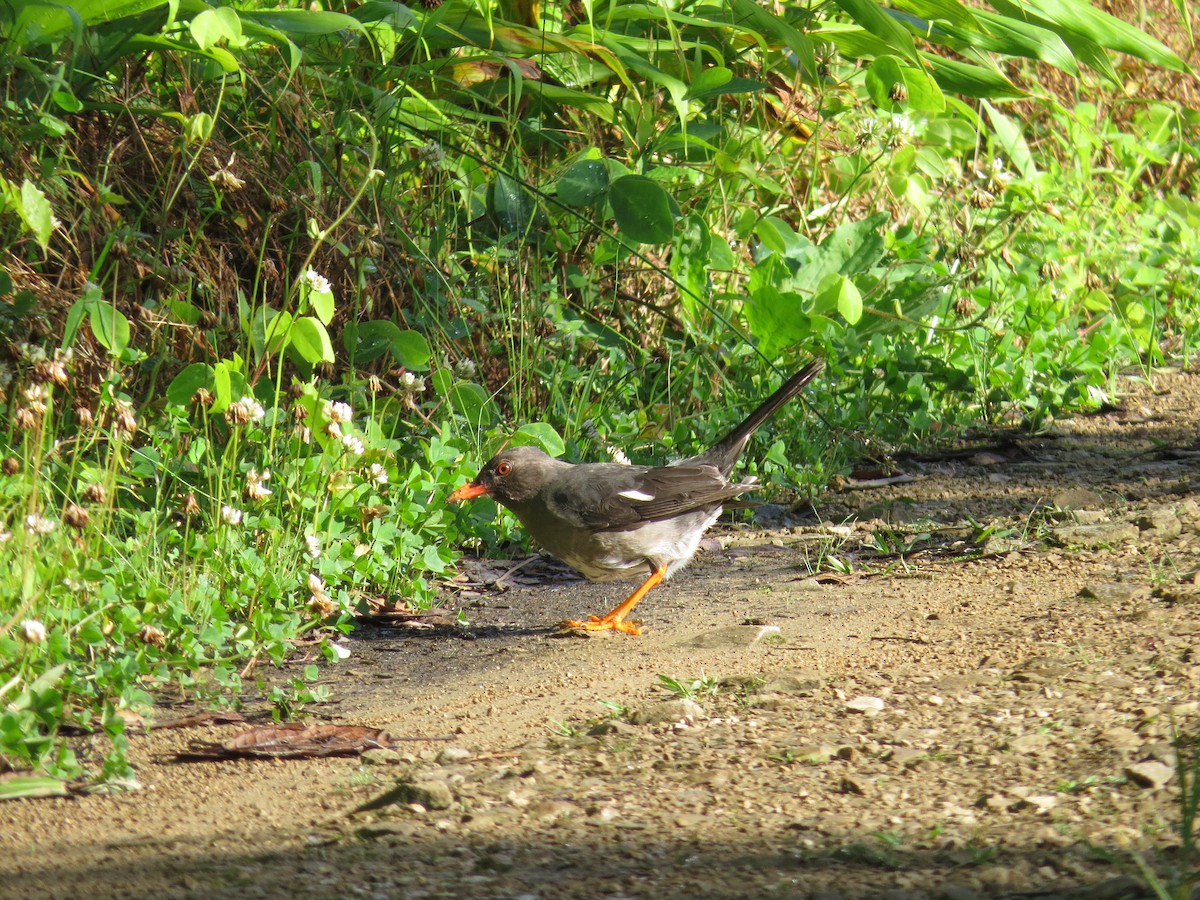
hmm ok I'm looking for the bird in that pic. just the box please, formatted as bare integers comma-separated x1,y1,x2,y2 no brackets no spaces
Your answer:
448,360,823,634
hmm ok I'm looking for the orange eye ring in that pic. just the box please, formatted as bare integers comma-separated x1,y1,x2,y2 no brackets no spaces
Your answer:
496,461,512,476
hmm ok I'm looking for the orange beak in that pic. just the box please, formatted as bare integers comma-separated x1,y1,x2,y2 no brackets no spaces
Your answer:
448,482,489,503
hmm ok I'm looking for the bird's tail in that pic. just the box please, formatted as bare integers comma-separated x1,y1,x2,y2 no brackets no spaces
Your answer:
689,359,824,475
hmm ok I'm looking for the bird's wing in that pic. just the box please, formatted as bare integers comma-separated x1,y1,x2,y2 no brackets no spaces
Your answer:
544,463,756,532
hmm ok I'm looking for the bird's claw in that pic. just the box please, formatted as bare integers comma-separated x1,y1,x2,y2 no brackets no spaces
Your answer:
559,616,643,636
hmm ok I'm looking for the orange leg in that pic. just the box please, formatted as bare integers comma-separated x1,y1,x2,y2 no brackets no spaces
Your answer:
562,566,666,635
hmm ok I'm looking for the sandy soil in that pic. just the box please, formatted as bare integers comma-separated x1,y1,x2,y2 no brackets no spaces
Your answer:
2,367,1199,900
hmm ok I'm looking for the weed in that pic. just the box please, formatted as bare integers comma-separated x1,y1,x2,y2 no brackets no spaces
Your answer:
658,673,721,702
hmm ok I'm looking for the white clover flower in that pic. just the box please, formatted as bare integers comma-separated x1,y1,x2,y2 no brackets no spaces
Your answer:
220,505,243,526
446,357,477,381
324,400,353,423
398,372,425,393
368,463,388,485
0,528,12,543
418,141,445,165
24,514,55,535
329,641,351,660
607,446,632,466
354,543,371,558
17,342,48,364
245,468,273,501
307,572,325,596
341,433,364,456
21,619,47,643
305,534,321,559
304,269,331,294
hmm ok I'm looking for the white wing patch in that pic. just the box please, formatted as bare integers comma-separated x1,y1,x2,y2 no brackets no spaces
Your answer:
617,489,656,502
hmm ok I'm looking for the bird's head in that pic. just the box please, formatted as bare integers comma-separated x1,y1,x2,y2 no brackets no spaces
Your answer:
448,445,559,506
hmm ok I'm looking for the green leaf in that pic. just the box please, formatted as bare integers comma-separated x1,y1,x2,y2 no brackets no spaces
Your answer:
18,180,54,250
1025,0,1186,71
87,301,131,355
306,285,334,325
815,275,864,325
487,173,543,235
509,422,566,457
441,381,497,426
833,0,919,63
744,285,813,358
166,363,214,407
345,320,400,364
190,7,243,50
983,101,1038,180
557,159,610,207
686,66,731,99
0,776,69,801
391,329,431,371
288,316,335,364
609,175,675,244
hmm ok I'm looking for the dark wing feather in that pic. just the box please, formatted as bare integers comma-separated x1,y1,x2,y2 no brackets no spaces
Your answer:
543,462,755,533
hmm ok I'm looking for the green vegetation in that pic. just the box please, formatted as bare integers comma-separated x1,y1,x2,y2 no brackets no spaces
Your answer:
0,0,1195,808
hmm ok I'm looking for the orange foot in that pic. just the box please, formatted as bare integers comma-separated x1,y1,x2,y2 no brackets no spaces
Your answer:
560,616,643,635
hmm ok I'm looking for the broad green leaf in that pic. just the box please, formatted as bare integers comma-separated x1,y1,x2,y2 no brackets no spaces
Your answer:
822,212,890,275
442,381,497,426
211,361,233,413
289,316,335,364
1026,0,1186,71
305,285,334,325
509,422,566,457
391,329,431,370
345,320,400,364
815,275,864,325
867,56,941,113
87,301,131,355
686,66,732,100
18,180,54,249
190,7,243,50
238,8,365,35
923,54,1025,99
744,285,812,358
166,363,214,406
833,0,919,63
609,175,675,244
557,159,609,207
487,174,543,235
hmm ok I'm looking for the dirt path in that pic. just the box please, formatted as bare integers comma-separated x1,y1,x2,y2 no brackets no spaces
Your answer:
3,368,1199,899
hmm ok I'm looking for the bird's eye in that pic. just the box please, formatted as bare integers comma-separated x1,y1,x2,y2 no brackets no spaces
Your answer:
496,461,512,476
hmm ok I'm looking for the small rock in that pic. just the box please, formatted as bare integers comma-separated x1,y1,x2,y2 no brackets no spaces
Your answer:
885,747,927,768
437,746,472,764
1137,506,1182,542
838,775,870,795
684,624,781,649
391,779,455,810
1053,488,1107,510
1008,733,1052,755
1124,759,1174,789
845,695,885,714
1078,583,1143,604
630,698,705,726
757,673,822,695
360,748,403,765
1051,522,1139,548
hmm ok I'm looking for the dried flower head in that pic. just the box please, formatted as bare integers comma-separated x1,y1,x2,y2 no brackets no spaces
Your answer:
193,388,214,408
111,398,138,434
138,624,167,647
63,504,90,530
308,594,337,619
209,154,246,191
182,491,201,517
14,407,38,431
1,457,19,476
81,483,107,504
74,404,94,429
1039,260,1063,281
